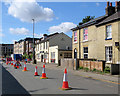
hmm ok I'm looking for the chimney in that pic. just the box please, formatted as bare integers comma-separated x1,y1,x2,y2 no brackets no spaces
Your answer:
43,34,48,40
110,2,112,6
107,1,109,7
115,1,120,12
105,2,115,16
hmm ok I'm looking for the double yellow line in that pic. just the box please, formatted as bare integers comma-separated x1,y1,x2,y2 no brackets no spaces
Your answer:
79,75,120,85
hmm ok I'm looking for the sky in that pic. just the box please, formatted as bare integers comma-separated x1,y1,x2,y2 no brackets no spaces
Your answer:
0,0,116,44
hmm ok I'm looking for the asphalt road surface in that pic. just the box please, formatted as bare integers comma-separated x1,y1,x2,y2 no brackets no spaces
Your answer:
1,62,118,95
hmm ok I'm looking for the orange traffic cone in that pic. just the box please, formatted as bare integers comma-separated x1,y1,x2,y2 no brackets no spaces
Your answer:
59,69,72,90
11,63,13,65
17,66,19,69
34,66,39,76
22,64,27,71
40,65,48,79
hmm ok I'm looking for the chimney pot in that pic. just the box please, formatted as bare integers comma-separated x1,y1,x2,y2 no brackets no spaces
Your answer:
110,2,112,6
107,1,109,7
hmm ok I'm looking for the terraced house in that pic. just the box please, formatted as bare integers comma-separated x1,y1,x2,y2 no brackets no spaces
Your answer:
35,32,72,64
14,37,40,55
72,1,120,65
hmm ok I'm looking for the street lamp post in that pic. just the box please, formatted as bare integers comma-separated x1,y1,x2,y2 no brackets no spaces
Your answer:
32,19,36,64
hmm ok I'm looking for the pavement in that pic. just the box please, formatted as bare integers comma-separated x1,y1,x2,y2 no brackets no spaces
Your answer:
1,62,119,95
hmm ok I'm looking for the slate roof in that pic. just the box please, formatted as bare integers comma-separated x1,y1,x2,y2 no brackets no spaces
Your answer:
96,11,120,26
36,32,59,44
71,11,120,31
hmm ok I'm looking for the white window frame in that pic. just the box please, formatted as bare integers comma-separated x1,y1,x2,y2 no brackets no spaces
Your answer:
83,47,88,59
83,28,88,41
74,31,77,43
51,52,55,59
106,25,112,39
105,46,112,63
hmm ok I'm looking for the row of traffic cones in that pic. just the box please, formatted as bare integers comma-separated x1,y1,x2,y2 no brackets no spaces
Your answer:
7,61,71,90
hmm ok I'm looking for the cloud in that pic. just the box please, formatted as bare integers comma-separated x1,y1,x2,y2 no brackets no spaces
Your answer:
7,0,54,23
34,33,43,38
9,27,29,35
96,2,100,6
0,33,4,37
48,22,77,34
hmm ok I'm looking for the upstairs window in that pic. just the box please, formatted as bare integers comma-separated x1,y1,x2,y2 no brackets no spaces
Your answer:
74,31,77,43
106,25,112,39
83,28,88,41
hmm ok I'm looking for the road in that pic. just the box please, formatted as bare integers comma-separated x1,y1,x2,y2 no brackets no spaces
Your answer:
1,62,118,95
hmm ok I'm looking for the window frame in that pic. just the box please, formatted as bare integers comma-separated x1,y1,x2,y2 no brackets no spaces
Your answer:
74,31,77,43
83,47,88,59
106,25,112,39
105,46,112,63
83,28,88,41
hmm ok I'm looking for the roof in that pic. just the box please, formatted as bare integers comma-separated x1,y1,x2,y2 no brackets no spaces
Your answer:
96,11,120,26
37,32,59,44
71,15,108,31
71,11,120,31
15,37,40,43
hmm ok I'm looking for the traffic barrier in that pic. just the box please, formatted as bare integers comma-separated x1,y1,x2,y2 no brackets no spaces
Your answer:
22,64,28,71
34,66,39,76
59,68,72,90
40,65,48,79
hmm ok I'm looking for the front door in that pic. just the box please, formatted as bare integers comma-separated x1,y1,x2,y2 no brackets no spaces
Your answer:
74,49,77,59
41,55,43,62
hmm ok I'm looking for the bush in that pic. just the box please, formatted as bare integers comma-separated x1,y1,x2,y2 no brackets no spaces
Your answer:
92,68,96,72
84,67,89,72
79,66,83,69
104,66,110,73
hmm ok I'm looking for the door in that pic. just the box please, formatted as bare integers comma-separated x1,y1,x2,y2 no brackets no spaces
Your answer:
41,55,43,62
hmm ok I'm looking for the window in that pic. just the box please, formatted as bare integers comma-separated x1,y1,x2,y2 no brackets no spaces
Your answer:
43,43,45,49
64,53,72,58
83,47,88,59
106,25,112,39
83,28,88,41
51,52,55,59
105,46,112,62
46,42,47,49
74,31,77,43
39,44,40,50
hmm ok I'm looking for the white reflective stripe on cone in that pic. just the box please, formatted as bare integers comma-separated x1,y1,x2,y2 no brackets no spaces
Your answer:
63,73,67,81
24,64,26,67
35,68,37,72
42,68,45,73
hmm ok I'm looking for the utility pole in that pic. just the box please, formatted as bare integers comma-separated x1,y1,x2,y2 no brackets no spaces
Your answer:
32,19,36,64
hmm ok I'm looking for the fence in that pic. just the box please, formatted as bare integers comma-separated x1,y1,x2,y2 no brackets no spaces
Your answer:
60,58,105,71
60,58,78,70
79,60,105,71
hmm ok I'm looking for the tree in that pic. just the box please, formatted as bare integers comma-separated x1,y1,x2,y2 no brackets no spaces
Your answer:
79,16,95,25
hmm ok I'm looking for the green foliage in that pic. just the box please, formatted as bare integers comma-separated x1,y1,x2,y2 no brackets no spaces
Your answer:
82,16,95,23
29,54,33,59
104,66,110,73
92,68,96,72
79,66,83,69
84,67,89,72
79,16,95,25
